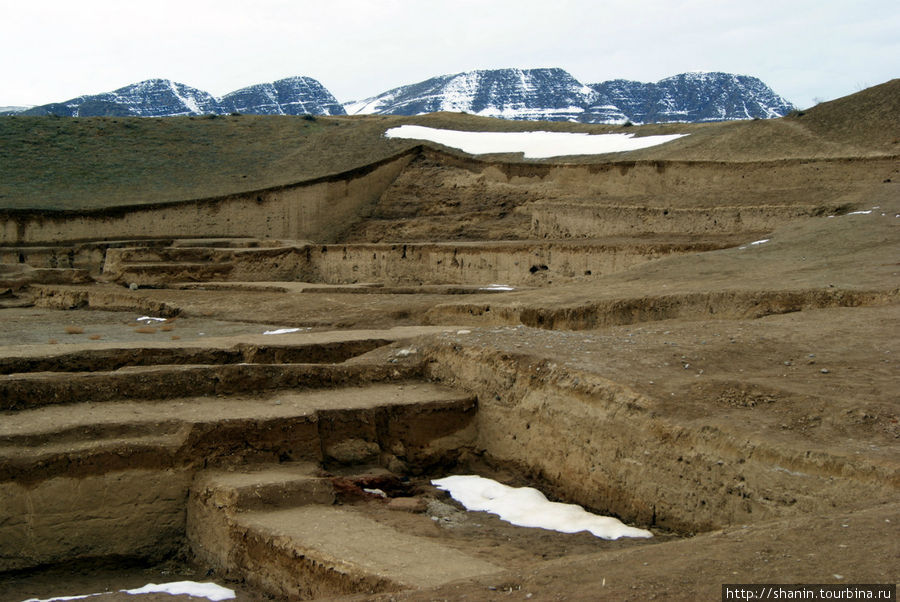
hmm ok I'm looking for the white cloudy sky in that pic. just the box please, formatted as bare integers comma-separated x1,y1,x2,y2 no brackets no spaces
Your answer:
2,0,897,109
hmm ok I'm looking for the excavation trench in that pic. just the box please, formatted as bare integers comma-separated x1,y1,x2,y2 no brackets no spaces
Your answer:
2,325,894,601
0,339,671,599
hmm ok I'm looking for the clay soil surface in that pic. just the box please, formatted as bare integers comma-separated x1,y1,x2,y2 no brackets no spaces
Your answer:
2,265,897,601
1,82,898,601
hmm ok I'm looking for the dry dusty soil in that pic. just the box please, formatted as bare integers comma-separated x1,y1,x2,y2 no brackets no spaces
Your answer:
0,83,898,601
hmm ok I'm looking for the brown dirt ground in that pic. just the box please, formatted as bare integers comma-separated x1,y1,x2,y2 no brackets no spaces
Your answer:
1,82,898,600
3,218,896,600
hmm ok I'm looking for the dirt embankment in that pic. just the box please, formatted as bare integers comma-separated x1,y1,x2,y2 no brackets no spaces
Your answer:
0,150,415,245
420,306,899,535
6,146,893,250
340,149,898,243
425,195,900,329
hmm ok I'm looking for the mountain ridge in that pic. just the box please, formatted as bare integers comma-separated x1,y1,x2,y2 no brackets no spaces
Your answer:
347,68,795,124
4,69,794,123
8,76,346,118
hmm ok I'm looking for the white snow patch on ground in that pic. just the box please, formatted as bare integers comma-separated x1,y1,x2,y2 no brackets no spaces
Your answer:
480,284,515,291
136,316,167,323
474,106,584,120
262,327,308,335
846,210,873,215
22,580,235,602
22,594,102,602
750,239,770,245
124,581,235,600
432,475,653,540
384,126,688,158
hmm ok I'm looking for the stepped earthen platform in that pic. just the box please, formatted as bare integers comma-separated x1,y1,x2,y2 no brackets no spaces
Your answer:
0,327,483,576
1,297,896,600
189,464,503,598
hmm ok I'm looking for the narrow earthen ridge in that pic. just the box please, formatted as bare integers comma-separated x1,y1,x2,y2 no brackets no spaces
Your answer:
100,239,738,288
0,362,425,411
0,338,393,374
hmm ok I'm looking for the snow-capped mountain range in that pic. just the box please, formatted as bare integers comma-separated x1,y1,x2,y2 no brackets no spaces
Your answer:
586,72,795,123
7,77,345,118
3,69,794,123
345,68,595,121
346,69,795,123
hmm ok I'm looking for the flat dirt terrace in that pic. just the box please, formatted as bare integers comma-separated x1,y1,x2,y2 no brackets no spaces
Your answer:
0,82,898,601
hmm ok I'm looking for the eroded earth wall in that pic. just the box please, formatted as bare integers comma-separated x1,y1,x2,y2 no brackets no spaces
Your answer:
423,338,897,534
340,150,898,242
4,148,895,248
0,151,415,245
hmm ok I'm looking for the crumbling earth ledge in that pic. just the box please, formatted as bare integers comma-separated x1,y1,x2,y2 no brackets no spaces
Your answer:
420,314,899,534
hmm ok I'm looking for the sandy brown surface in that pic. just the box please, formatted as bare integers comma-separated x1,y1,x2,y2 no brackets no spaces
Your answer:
1,82,898,601
3,219,896,599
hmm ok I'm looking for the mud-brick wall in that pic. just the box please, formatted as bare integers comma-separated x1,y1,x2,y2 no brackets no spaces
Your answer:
0,152,414,245
529,203,834,238
305,242,686,286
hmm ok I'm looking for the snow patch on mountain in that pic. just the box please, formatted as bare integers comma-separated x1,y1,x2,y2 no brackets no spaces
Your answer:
169,80,202,114
441,72,481,112
220,76,345,116
590,71,794,123
0,105,33,115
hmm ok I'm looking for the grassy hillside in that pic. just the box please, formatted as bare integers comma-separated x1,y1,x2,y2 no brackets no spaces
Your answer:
1,81,897,211
794,79,900,149
0,114,416,211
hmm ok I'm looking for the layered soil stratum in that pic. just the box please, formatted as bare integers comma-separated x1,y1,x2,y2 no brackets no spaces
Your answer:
0,80,898,600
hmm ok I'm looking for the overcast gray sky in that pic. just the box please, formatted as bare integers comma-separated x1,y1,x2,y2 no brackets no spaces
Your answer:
2,0,898,110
